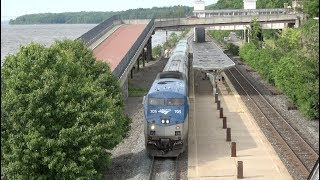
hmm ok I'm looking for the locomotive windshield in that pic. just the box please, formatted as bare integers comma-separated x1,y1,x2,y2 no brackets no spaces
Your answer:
149,98,165,105
167,98,184,106
148,97,184,106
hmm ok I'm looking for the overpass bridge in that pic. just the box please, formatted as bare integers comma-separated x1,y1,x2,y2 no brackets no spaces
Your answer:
126,8,302,30
78,9,302,98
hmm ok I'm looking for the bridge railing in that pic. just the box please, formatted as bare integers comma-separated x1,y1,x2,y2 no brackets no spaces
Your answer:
77,15,122,46
193,8,293,17
113,18,155,77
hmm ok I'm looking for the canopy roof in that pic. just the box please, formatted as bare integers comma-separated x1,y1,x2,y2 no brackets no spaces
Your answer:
192,41,235,71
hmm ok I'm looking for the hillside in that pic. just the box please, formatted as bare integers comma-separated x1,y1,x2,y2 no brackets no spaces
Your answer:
9,6,193,24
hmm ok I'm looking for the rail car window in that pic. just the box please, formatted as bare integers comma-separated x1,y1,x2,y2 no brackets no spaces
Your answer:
159,73,181,79
167,98,184,106
149,98,165,105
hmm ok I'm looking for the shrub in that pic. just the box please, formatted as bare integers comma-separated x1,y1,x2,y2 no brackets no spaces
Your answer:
1,39,130,179
152,44,163,59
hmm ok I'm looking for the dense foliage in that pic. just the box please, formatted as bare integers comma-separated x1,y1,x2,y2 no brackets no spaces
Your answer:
152,29,189,59
207,30,241,55
9,6,193,24
207,0,243,9
256,0,290,8
207,0,289,9
152,44,163,59
239,19,319,119
1,40,130,178
303,0,319,17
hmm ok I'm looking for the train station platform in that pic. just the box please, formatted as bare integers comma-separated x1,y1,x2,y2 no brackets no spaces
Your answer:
188,70,292,179
92,24,147,71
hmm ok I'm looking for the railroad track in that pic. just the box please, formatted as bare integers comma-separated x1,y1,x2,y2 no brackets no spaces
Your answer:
224,66,319,179
148,157,179,180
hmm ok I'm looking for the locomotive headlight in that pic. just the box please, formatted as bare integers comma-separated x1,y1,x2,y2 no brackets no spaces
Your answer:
165,119,170,124
150,124,155,130
161,119,165,124
176,126,180,129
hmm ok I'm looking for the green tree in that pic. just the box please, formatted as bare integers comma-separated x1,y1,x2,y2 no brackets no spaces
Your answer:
207,0,242,9
303,0,319,17
239,20,319,120
152,44,163,59
1,40,130,179
9,6,194,24
275,28,302,53
248,18,263,47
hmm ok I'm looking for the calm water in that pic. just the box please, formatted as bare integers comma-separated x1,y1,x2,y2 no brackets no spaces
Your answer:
1,24,176,65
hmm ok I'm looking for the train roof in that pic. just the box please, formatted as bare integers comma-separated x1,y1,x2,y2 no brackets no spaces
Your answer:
148,72,186,96
173,44,188,53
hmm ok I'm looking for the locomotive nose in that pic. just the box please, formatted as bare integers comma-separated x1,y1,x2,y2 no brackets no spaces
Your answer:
160,138,171,149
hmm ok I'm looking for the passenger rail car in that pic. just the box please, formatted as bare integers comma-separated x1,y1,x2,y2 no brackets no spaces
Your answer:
143,39,189,157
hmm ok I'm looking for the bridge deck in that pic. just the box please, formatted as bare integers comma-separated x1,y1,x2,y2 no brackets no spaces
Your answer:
93,24,147,71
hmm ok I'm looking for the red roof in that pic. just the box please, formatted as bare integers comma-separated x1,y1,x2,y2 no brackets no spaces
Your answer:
93,24,147,71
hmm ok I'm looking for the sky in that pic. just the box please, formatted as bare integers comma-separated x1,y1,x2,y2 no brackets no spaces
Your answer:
1,0,218,21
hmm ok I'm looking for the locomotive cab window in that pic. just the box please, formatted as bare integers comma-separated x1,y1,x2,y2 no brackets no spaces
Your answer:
167,98,184,106
149,98,165,105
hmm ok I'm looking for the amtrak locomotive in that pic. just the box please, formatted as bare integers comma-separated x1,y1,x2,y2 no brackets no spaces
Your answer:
143,39,189,157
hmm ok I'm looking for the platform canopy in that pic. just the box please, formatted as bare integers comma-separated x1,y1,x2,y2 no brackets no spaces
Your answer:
192,41,235,71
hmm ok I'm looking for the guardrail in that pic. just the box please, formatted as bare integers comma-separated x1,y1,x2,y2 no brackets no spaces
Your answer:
77,15,121,46
113,18,155,77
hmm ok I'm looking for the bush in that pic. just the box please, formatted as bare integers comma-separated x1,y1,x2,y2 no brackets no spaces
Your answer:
155,29,190,60
226,43,239,56
152,44,163,59
1,40,130,179
239,22,319,120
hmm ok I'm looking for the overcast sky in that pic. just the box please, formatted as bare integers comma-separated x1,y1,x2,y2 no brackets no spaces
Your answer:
1,0,218,20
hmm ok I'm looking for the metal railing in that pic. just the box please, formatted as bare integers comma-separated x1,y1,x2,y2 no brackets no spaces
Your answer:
113,18,155,77
193,8,291,16
77,15,121,46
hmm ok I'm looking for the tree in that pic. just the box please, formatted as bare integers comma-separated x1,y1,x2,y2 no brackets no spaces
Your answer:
303,0,319,18
248,18,263,47
207,0,242,9
1,40,130,179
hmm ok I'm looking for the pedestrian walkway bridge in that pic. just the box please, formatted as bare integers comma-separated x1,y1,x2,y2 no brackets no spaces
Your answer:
77,9,302,98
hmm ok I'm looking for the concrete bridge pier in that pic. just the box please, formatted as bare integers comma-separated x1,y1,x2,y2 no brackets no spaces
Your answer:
122,78,129,99
243,29,250,43
166,31,168,42
146,37,153,62
137,55,140,71
130,69,133,79
142,48,146,67
135,47,148,73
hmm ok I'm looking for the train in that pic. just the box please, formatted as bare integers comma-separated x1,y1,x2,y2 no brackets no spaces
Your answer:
143,39,189,157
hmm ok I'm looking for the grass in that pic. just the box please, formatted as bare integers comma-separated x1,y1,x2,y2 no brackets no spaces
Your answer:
128,84,148,97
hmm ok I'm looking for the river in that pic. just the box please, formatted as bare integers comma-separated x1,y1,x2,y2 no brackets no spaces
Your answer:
1,24,178,65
